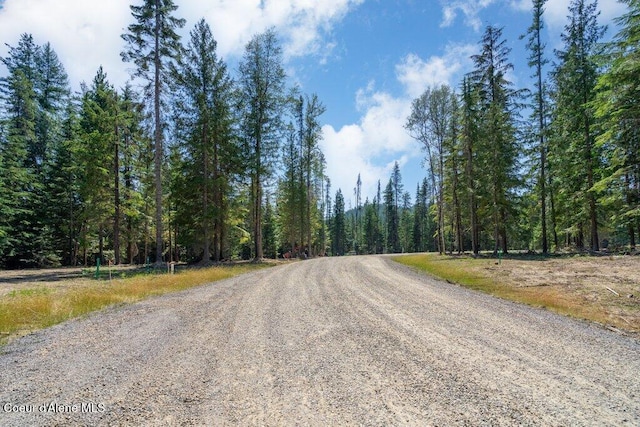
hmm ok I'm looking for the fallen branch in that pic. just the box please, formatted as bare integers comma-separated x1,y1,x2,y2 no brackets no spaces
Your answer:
606,286,620,297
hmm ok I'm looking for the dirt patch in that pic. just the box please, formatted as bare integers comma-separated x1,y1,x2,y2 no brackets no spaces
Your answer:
470,255,640,333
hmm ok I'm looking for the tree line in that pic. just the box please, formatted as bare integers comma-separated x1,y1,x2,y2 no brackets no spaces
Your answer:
332,0,640,257
1,0,639,267
0,0,330,267
388,0,640,256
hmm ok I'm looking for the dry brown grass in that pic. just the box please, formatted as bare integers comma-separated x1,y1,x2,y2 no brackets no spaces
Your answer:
0,264,268,345
394,253,640,334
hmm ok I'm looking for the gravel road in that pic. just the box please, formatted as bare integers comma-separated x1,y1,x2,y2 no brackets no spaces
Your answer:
1,256,639,426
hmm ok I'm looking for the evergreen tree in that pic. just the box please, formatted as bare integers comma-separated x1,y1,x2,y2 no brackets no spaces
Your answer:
38,43,72,264
170,19,238,263
594,0,640,249
331,189,346,255
443,91,465,253
238,28,287,260
522,0,551,253
460,76,481,254
384,174,401,253
76,68,119,265
297,93,326,257
0,34,43,266
263,195,277,259
119,85,147,265
35,42,69,170
354,173,363,254
46,100,82,265
469,25,522,254
324,177,332,255
0,123,7,251
412,183,425,252
406,85,455,253
399,191,413,252
374,179,384,253
363,198,375,253
121,0,185,265
0,66,37,266
551,0,605,251
277,125,303,255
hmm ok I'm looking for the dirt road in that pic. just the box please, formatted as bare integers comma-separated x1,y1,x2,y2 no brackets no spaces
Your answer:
1,256,638,426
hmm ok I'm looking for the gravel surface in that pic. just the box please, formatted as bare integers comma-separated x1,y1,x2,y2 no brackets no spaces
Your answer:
1,256,639,426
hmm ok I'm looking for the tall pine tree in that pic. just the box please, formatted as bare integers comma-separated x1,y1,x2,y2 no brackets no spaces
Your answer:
171,19,238,263
523,0,551,253
551,0,605,251
469,25,521,254
121,0,185,265
238,29,287,260
594,0,640,249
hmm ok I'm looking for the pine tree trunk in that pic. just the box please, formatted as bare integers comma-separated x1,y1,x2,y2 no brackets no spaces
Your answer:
548,171,559,251
113,103,121,265
627,174,636,250
254,146,263,260
306,168,312,257
202,126,210,263
466,139,479,255
585,122,599,252
537,12,548,255
212,138,221,262
452,159,463,253
153,0,164,266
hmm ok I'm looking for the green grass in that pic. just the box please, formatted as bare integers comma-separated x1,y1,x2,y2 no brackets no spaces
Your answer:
0,264,269,345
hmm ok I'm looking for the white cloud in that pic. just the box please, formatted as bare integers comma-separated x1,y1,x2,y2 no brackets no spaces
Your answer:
440,0,625,33
544,0,626,31
0,0,131,88
171,0,363,60
509,0,530,12
0,0,362,89
396,44,475,98
321,45,474,200
321,124,390,202
440,0,497,31
321,83,416,200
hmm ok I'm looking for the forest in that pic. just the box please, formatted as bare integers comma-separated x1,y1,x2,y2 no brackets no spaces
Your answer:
0,0,639,268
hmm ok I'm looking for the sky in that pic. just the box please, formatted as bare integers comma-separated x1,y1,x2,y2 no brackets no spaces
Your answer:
0,0,627,206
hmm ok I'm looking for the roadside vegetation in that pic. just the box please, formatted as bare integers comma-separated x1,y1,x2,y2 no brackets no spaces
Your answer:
394,253,640,334
0,264,269,345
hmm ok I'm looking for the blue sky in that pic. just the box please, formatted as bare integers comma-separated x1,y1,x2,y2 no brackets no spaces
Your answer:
0,0,626,206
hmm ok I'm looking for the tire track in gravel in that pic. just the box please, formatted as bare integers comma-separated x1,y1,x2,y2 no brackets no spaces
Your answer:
0,256,639,426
